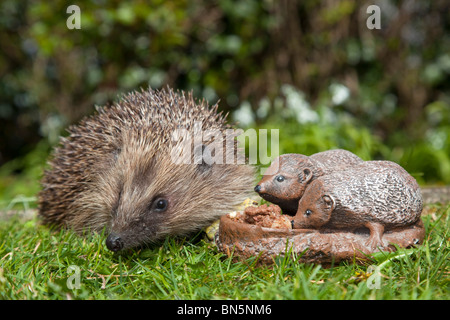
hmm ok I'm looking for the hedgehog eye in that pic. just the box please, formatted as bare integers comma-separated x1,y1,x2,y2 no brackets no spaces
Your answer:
305,209,312,217
275,175,285,182
152,198,168,212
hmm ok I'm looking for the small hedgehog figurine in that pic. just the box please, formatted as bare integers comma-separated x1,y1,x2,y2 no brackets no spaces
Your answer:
38,87,255,252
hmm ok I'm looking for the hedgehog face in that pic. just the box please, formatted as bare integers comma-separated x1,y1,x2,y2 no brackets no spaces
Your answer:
256,169,312,199
102,152,182,250
254,155,314,215
101,150,170,251
103,139,253,252
106,194,174,252
293,180,334,229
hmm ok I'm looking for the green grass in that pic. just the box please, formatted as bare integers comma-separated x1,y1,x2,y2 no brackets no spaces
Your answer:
0,202,448,300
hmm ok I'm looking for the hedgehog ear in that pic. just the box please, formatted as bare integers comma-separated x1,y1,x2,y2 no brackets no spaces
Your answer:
194,144,213,172
322,195,335,212
113,147,121,161
298,168,313,183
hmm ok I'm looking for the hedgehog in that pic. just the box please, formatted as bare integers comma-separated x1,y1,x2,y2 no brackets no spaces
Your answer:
292,160,423,249
254,149,363,215
38,87,255,252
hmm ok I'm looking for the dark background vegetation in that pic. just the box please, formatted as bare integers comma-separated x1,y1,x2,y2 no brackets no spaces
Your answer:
0,0,449,202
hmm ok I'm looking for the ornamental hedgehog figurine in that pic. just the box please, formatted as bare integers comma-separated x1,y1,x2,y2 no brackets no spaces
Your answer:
254,149,363,215
38,87,255,252
292,160,423,249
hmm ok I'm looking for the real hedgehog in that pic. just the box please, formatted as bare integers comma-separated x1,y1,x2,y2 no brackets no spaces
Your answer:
38,88,255,252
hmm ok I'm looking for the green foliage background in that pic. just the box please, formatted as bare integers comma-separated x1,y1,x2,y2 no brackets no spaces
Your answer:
0,0,449,202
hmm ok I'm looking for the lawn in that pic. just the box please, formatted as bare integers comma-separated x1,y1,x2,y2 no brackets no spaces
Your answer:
0,201,448,300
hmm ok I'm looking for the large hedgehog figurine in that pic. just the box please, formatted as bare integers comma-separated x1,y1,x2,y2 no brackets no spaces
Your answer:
254,150,363,215
38,88,255,252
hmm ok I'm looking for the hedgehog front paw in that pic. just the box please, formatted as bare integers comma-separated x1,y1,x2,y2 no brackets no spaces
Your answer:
364,235,386,251
364,222,386,250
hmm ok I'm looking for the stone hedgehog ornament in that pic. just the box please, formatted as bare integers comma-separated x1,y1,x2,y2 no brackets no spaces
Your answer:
38,87,255,252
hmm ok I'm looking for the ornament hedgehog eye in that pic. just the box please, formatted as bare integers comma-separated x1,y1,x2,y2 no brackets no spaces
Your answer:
275,175,285,182
305,209,312,217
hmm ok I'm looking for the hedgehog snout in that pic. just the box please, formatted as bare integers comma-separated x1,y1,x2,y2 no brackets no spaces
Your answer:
106,233,124,252
254,185,262,193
